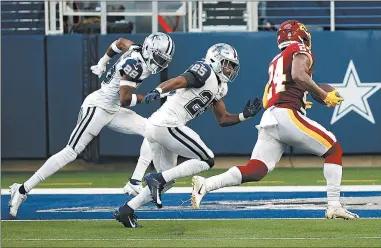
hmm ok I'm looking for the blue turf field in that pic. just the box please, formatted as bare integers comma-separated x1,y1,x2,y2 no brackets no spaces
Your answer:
2,187,381,220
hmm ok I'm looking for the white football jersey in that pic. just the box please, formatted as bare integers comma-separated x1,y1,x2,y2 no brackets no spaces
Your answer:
83,45,151,112
149,61,228,127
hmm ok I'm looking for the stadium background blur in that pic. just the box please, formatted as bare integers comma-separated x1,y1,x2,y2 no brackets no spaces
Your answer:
1,1,381,247
2,1,381,164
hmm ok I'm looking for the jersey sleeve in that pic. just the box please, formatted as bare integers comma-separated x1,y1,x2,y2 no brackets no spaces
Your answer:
181,61,212,88
119,58,144,83
288,43,314,68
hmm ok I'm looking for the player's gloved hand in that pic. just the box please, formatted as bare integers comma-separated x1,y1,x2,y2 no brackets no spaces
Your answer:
242,98,262,119
142,89,162,104
90,63,107,78
323,90,344,107
305,101,313,109
91,55,110,78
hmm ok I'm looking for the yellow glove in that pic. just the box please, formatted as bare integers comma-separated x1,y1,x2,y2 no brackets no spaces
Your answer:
323,90,344,107
305,101,313,109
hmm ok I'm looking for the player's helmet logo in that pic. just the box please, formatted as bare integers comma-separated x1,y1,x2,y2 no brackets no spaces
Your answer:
204,43,240,83
276,20,312,50
142,32,175,74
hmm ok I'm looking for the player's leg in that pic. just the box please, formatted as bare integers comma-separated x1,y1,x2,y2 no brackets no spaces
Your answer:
191,127,287,209
123,138,151,195
275,108,358,219
107,108,152,195
115,136,177,228
143,125,214,207
9,106,113,218
160,126,214,181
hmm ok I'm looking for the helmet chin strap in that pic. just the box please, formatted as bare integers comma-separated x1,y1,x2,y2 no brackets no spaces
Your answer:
298,36,305,45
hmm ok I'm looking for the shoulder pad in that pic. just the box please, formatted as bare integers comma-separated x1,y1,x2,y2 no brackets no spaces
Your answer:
286,43,314,64
121,59,143,82
287,43,312,55
186,61,212,84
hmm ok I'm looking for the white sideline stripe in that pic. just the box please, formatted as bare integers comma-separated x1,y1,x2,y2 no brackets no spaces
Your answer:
0,218,328,222
2,218,381,222
2,185,381,195
4,237,381,241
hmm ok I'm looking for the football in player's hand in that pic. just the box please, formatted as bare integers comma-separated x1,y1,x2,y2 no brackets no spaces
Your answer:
310,84,340,105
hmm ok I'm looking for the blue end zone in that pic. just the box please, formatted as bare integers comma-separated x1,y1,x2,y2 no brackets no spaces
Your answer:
2,190,381,220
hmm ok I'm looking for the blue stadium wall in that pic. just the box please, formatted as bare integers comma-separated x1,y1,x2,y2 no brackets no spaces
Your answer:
2,31,381,158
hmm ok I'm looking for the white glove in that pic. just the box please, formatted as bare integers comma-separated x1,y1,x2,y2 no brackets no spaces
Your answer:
90,64,106,77
90,55,110,78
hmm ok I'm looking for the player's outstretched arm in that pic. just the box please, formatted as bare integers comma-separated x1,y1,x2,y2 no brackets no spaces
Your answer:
141,75,190,104
91,38,134,77
212,98,262,127
291,54,327,100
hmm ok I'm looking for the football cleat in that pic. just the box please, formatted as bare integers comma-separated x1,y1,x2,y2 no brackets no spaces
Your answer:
325,205,359,220
8,183,27,218
114,204,142,228
191,176,207,210
123,181,142,196
144,173,164,209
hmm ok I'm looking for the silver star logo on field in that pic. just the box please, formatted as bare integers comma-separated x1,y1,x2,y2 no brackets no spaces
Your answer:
330,60,381,124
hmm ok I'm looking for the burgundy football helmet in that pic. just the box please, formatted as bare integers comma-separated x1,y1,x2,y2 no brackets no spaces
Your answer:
277,20,312,50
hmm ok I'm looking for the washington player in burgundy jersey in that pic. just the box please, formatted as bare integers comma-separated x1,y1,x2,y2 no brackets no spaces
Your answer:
190,20,359,220
265,42,314,114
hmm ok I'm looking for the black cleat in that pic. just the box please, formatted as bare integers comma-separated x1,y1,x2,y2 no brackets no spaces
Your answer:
113,204,142,228
144,173,165,209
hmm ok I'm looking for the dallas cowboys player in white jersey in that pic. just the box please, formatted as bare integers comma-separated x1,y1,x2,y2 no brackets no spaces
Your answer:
8,32,175,218
114,43,262,228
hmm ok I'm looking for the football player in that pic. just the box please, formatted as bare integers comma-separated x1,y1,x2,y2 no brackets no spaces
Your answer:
8,32,175,218
191,20,359,220
114,43,262,227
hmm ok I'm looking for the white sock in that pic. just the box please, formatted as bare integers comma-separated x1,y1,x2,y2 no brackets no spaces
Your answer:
162,159,210,182
205,166,242,192
324,163,342,206
131,138,152,181
127,186,152,210
24,146,77,192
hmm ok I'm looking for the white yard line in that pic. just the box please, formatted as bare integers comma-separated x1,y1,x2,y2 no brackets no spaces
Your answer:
2,185,381,195
3,237,381,241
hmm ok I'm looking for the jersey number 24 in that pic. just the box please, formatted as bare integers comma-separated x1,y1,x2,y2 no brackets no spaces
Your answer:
267,56,286,101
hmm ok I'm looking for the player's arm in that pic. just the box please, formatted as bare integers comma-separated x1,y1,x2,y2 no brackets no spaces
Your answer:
120,87,146,107
212,98,262,127
157,75,189,93
91,38,135,76
119,59,144,107
142,67,207,104
291,54,327,100
119,74,138,107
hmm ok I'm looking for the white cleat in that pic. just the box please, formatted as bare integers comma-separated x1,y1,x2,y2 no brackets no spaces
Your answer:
191,176,207,210
325,205,360,220
123,181,142,196
8,183,27,218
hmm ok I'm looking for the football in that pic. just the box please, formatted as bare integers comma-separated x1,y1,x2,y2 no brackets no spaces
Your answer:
310,84,340,105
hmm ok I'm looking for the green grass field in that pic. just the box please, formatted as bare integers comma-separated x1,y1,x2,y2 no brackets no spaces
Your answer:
2,167,381,188
2,220,381,247
2,167,381,248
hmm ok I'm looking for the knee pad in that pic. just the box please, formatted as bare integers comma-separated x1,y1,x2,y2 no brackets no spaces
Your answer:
237,159,268,183
53,146,78,170
323,142,343,165
203,158,215,168
61,146,78,163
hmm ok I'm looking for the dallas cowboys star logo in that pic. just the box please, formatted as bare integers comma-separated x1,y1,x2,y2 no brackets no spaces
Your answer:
329,60,381,124
214,44,226,53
